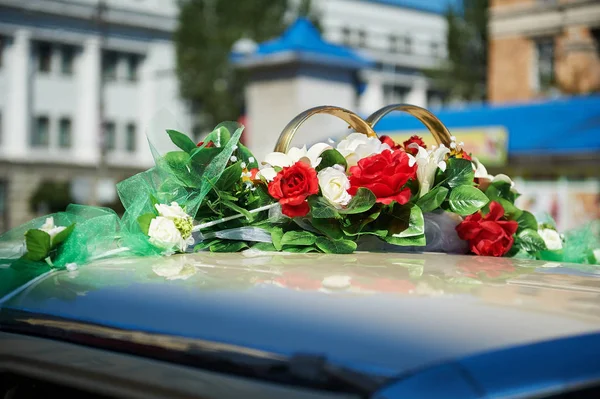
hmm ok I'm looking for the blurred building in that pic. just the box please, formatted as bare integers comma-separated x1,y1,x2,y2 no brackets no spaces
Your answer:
0,0,190,231
488,0,600,102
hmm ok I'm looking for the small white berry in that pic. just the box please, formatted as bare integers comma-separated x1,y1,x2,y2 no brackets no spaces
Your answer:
459,141,464,146
248,157,255,163
450,142,457,149
241,162,247,168
250,187,256,191
230,155,237,162
450,136,456,141
232,145,238,151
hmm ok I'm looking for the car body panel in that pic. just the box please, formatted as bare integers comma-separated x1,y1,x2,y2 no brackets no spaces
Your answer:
1,251,600,380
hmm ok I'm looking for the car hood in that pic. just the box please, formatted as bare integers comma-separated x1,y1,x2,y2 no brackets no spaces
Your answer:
1,251,600,378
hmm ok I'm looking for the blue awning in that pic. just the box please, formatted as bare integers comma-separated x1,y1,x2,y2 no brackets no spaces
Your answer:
374,95,600,155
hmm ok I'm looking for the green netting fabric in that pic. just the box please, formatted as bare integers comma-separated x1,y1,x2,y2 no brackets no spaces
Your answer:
537,220,600,265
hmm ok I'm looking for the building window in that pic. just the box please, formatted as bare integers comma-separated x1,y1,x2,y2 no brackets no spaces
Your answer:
58,117,72,148
31,116,50,147
404,36,412,54
431,42,440,57
126,55,139,82
125,123,136,152
0,36,4,69
341,27,351,46
61,45,75,75
104,121,116,151
102,51,118,81
37,42,52,73
358,30,367,48
390,36,398,53
535,37,555,91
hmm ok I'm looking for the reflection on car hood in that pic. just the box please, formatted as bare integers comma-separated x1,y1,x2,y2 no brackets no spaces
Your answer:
1,251,600,378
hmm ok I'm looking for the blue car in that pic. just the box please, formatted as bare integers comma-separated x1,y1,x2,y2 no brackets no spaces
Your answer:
1,251,599,398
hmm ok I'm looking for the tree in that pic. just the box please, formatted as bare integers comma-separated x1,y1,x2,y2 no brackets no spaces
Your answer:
425,0,489,102
175,0,318,135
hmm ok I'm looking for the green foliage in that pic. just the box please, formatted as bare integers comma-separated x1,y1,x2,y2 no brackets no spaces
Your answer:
444,158,475,188
416,186,449,213
448,185,489,216
316,149,347,172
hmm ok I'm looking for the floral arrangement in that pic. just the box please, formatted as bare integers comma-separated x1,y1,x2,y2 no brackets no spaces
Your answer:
1,107,598,270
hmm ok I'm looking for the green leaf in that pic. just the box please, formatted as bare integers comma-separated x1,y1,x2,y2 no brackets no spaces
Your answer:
448,185,489,216
51,223,76,248
341,210,386,237
485,180,517,203
385,234,426,247
24,229,52,262
493,197,522,220
166,129,197,153
339,188,376,215
216,161,243,191
270,227,284,250
310,218,345,240
190,147,222,168
390,204,424,238
252,242,278,252
308,196,340,219
163,151,197,186
193,239,219,252
280,231,317,246
222,200,254,221
516,210,538,232
137,213,156,235
316,149,347,172
416,186,449,213
517,229,547,252
282,245,319,253
315,237,357,254
209,240,248,252
444,158,475,188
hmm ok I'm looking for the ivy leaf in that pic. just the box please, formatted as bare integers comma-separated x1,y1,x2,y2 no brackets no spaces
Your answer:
316,149,347,172
282,245,319,253
516,229,547,252
444,158,475,188
252,242,278,252
137,213,156,235
270,227,284,250
339,188,376,215
341,210,386,237
315,237,357,254
24,229,52,262
51,223,76,248
280,231,317,246
389,204,424,238
209,240,248,253
308,196,340,219
216,161,243,191
310,218,345,240
448,185,489,216
493,197,523,220
416,186,449,213
166,129,197,153
516,210,538,232
385,234,426,247
485,180,518,203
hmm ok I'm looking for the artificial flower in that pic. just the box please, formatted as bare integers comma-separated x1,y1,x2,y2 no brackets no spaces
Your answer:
317,165,352,208
538,228,563,251
39,217,66,244
403,135,426,156
379,135,401,150
196,140,214,148
153,257,197,280
348,149,416,205
472,157,515,192
408,144,450,197
260,143,331,181
336,133,390,168
148,216,192,253
268,161,319,218
456,201,519,257
155,202,189,220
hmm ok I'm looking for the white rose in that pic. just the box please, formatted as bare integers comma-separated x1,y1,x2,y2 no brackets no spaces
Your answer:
148,216,187,252
336,133,390,168
538,228,563,251
153,258,197,280
155,202,189,219
39,217,66,243
317,166,352,208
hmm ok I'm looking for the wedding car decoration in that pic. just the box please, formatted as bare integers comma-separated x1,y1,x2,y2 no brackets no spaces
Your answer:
1,104,598,269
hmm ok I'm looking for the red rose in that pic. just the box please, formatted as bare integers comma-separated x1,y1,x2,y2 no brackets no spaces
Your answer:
403,135,426,156
456,201,519,257
379,135,401,150
268,161,319,217
196,140,214,148
348,150,416,205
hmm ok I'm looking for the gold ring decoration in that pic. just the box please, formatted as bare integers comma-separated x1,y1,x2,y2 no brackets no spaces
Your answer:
366,104,452,148
274,106,377,153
